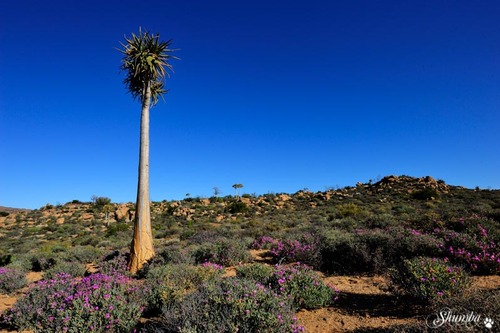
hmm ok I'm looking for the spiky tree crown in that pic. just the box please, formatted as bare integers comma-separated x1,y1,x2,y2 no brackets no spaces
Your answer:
119,28,177,105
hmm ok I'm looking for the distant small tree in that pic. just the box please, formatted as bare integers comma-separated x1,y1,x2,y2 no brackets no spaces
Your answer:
92,196,112,224
103,204,114,225
232,183,244,199
213,187,221,198
94,197,112,208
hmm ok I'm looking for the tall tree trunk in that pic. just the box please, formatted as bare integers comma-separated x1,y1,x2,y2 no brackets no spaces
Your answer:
129,81,155,273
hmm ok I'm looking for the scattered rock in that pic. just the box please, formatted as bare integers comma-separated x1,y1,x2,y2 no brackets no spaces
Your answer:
115,204,132,222
85,263,99,275
173,207,196,217
81,213,94,220
240,197,252,205
277,194,291,202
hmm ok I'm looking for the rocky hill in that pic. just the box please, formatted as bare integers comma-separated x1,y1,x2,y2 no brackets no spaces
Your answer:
0,175,439,224
0,175,492,225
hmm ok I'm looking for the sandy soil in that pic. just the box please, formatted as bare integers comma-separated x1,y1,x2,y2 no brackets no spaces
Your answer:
297,274,419,332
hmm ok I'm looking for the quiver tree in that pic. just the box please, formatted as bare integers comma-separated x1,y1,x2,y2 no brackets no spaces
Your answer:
102,204,113,226
213,187,221,198
232,183,244,199
91,196,113,226
119,28,177,273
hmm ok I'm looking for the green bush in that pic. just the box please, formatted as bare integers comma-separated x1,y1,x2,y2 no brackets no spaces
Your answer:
193,239,252,266
44,261,86,279
235,263,274,283
4,254,32,272
486,208,500,222
93,196,111,207
145,263,223,310
318,227,444,274
72,235,100,247
0,267,27,294
365,214,396,229
65,246,103,264
390,257,470,303
335,203,368,219
139,245,194,275
357,227,443,272
0,254,12,267
412,188,439,200
227,201,249,214
319,229,371,274
105,222,129,237
30,253,58,272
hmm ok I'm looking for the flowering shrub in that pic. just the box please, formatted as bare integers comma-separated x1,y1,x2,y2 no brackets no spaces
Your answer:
193,239,251,266
99,251,130,276
199,261,225,271
251,236,279,250
153,278,304,333
438,224,500,274
0,267,27,294
350,227,444,272
269,237,320,267
390,257,470,303
235,263,339,310
3,272,147,332
268,264,339,310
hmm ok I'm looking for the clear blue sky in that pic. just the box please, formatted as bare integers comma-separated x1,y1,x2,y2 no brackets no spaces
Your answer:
1,0,499,209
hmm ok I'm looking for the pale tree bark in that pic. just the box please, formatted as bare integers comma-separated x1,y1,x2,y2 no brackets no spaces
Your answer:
129,81,155,273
